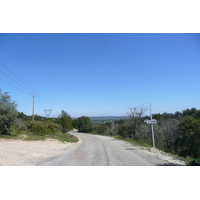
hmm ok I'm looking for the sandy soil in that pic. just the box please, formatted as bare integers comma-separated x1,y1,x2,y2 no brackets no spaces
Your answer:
0,138,76,166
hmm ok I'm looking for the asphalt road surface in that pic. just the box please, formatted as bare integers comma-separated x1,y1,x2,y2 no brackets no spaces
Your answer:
38,132,185,166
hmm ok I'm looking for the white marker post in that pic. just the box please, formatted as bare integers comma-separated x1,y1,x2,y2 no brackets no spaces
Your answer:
150,103,155,147
144,104,156,147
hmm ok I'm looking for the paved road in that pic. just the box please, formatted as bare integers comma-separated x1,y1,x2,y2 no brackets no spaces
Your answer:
38,132,185,166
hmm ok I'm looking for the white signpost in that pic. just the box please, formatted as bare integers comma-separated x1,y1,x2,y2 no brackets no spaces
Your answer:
144,104,156,147
144,119,157,125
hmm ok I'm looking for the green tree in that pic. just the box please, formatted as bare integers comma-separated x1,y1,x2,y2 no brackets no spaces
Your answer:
0,90,18,135
182,107,198,117
17,112,34,121
58,110,73,133
175,116,200,158
94,124,107,135
117,125,130,138
72,119,78,129
77,116,93,133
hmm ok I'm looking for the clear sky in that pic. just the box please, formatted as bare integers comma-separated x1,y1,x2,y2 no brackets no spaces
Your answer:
0,33,200,117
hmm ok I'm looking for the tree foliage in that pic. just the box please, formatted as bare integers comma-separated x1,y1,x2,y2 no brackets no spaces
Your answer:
26,121,62,136
72,119,78,129
117,125,130,138
57,110,73,133
0,90,18,135
175,116,200,158
77,116,93,133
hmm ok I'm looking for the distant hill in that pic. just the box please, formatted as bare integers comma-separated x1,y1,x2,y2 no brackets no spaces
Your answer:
89,116,127,121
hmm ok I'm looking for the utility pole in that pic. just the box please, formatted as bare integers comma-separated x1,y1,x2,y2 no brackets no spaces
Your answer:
150,103,155,147
44,109,53,118
29,93,38,121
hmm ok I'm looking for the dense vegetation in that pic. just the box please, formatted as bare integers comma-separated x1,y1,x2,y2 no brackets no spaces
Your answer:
0,89,78,142
0,90,18,135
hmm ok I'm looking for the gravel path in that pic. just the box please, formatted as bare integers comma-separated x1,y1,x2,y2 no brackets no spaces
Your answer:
0,138,77,166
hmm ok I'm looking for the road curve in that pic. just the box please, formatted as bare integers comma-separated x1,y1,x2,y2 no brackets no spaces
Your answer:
38,132,185,166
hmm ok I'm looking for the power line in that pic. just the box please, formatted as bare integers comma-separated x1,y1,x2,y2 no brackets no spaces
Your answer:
0,62,34,93
36,95,48,109
0,62,51,115
35,99,45,110
0,68,32,94
0,77,29,95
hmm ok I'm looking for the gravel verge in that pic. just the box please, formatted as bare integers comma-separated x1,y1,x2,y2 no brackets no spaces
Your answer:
0,138,76,166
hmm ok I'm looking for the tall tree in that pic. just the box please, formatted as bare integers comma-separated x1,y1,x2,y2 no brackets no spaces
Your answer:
176,116,200,158
126,105,148,139
182,107,198,117
58,110,73,133
0,89,18,135
77,116,93,133
72,118,78,129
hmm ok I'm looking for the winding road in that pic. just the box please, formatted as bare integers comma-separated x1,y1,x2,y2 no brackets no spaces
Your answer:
38,131,185,166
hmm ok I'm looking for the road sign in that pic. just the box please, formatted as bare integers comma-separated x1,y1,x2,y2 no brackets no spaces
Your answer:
144,119,157,125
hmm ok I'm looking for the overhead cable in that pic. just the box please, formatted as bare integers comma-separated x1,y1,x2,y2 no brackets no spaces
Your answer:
0,62,35,93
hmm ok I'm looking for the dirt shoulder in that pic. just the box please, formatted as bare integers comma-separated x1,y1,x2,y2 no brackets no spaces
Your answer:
0,138,77,166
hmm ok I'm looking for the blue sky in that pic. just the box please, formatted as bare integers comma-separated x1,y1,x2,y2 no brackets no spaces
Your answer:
0,33,200,117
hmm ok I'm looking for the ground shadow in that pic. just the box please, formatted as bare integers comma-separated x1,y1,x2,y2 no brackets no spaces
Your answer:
156,163,185,166
125,148,137,150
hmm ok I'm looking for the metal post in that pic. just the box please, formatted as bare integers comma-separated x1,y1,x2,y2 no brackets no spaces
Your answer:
151,124,155,148
44,109,53,118
150,103,155,147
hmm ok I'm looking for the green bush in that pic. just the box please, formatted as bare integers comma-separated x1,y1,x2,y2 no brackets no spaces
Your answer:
93,125,107,135
26,121,62,136
0,90,18,135
77,116,93,133
175,116,200,158
57,110,73,133
117,125,130,138
188,159,200,166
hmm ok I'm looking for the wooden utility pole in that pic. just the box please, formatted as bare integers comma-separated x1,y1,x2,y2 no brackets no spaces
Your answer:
29,93,38,121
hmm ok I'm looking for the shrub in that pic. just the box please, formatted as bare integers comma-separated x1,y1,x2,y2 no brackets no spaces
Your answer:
117,125,130,138
26,121,62,136
77,116,93,133
93,124,108,135
57,110,73,133
0,90,18,135
175,116,200,158
14,118,27,131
